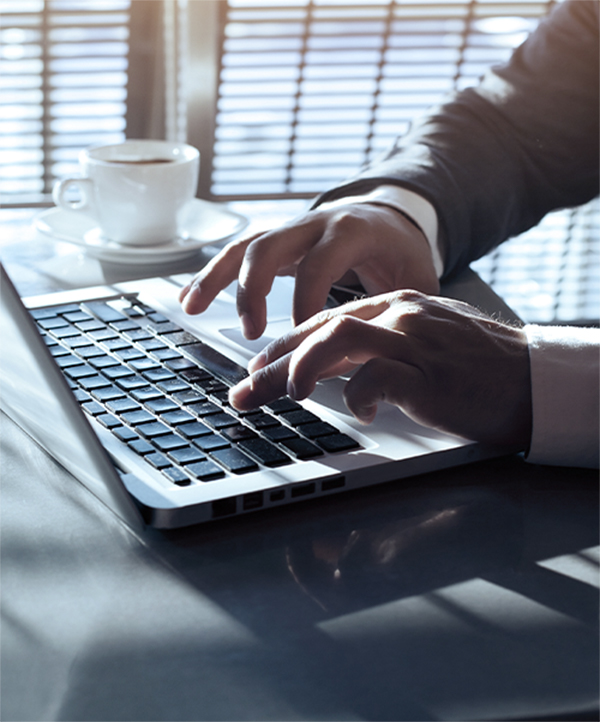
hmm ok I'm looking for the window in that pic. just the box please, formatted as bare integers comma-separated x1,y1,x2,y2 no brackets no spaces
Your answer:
0,0,132,203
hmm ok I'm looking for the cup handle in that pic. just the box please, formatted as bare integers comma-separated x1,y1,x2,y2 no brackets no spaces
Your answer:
52,177,97,216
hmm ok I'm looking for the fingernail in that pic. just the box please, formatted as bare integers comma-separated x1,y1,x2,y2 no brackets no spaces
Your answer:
240,312,256,339
286,378,297,399
248,351,266,373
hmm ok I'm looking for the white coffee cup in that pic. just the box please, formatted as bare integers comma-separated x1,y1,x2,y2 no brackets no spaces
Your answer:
52,139,200,246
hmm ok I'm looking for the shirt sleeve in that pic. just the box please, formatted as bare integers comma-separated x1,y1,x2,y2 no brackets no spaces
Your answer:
524,325,599,468
316,185,444,277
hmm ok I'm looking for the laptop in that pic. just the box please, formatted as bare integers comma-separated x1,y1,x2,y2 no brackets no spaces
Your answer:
0,262,509,530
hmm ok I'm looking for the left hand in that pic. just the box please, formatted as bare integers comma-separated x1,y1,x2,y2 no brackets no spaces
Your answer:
229,290,532,450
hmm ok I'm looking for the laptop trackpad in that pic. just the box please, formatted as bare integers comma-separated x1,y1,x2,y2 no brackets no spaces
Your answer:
219,318,293,356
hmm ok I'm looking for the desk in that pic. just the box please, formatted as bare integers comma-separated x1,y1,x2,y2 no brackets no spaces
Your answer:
1,204,598,722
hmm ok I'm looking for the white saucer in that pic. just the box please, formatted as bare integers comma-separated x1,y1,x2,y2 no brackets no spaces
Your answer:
33,198,248,264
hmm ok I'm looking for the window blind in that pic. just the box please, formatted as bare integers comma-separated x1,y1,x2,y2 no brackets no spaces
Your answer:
211,0,555,200
0,0,131,204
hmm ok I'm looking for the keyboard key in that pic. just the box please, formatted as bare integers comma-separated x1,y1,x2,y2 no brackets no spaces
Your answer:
181,368,212,384
173,388,204,404
177,421,212,439
101,338,131,352
151,348,182,362
55,354,84,368
315,433,360,453
128,438,154,456
168,446,206,465
297,421,338,439
142,368,176,383
114,348,145,362
123,328,153,342
264,397,303,414
131,386,164,402
279,437,323,459
92,386,127,403
146,452,171,469
209,447,258,474
102,365,135,380
238,438,292,467
50,326,80,339
281,409,321,427
64,311,93,324
129,358,160,373
145,397,179,414
105,397,140,414
72,388,91,403
75,345,106,359
186,460,225,481
161,330,198,346
221,425,258,442
203,412,239,430
160,409,195,426
97,413,121,429
63,364,97,380
121,409,155,425
187,400,221,417
194,434,230,452
157,378,190,394
153,434,189,452
246,412,279,430
112,425,139,442
138,338,168,352
262,425,298,442
164,357,197,372
82,400,105,416
38,317,69,330
89,355,120,370
82,301,127,324
116,375,149,391
137,420,171,438
75,319,106,333
162,467,191,486
79,375,111,390
90,328,118,341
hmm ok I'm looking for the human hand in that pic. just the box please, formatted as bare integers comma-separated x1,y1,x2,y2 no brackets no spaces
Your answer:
229,290,532,451
179,203,440,339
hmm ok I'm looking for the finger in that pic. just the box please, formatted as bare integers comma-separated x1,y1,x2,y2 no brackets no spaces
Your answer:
248,294,397,372
343,357,423,424
287,315,412,401
179,236,254,314
228,353,292,410
236,216,328,337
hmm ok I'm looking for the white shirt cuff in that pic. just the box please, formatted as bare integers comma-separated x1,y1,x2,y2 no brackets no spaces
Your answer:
525,324,600,468
317,185,444,278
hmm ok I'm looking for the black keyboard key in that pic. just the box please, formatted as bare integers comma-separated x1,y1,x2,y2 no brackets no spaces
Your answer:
262,425,298,442
91,328,119,341
187,400,221,417
153,434,189,452
181,368,212,383
92,386,127,403
137,420,171,438
160,409,195,426
146,452,171,470
79,374,111,390
238,438,292,468
129,358,160,373
280,437,323,459
105,397,140,414
203,412,239,430
297,421,338,439
97,413,121,429
128,439,154,456
51,326,82,340
64,311,93,324
194,434,230,452
157,378,190,394
164,357,197,372
151,348,182,362
181,341,248,385
139,338,168,352
281,409,321,427
82,301,127,324
149,320,180,333
38,316,69,330
89,355,120,370
112,425,139,442
102,365,135,381
72,388,90,403
62,336,95,350
160,330,198,346
168,446,206,465
246,412,279,430
177,421,212,439
186,460,225,481
82,400,105,416
30,307,59,320
142,368,176,383
114,348,145,362
264,397,303,414
209,447,258,474
145,397,179,414
315,433,360,453
49,345,69,357
63,364,97,380
123,328,153,342
173,388,204,404
75,319,106,333
163,467,191,486
131,386,164,402
221,425,258,442
101,338,131,352
116,375,149,391
121,409,155,425
75,345,105,359
55,353,83,368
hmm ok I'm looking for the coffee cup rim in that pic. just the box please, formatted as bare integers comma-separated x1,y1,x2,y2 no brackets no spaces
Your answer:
81,139,199,166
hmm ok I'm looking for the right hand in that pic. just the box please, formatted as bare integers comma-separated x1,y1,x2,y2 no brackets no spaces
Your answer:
179,202,440,339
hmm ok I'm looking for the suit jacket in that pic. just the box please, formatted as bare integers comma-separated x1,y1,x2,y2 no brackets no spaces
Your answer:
314,0,599,280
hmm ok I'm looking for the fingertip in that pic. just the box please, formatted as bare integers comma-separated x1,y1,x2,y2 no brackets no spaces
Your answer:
228,377,253,410
248,351,267,373
354,404,377,425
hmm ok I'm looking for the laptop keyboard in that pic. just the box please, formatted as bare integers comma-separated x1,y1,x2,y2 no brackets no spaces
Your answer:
30,297,359,487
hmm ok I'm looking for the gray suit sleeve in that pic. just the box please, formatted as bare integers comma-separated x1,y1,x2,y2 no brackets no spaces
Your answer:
313,0,599,280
